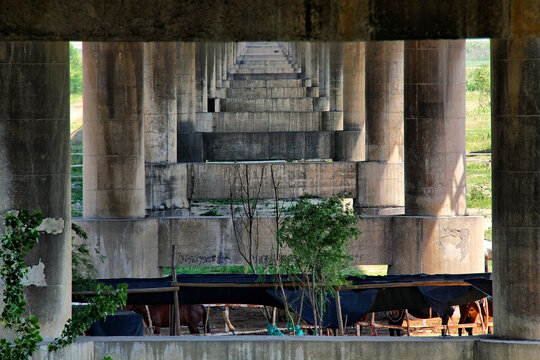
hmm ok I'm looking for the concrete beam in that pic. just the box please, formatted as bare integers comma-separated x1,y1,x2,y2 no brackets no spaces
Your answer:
2,2,534,41
75,213,482,275
202,131,334,161
32,337,540,360
189,162,357,199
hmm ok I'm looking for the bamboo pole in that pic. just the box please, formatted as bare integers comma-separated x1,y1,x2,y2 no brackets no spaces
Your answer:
171,245,181,336
405,309,411,336
335,290,344,336
171,279,473,289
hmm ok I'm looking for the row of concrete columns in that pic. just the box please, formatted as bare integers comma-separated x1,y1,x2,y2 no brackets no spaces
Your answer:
0,39,538,340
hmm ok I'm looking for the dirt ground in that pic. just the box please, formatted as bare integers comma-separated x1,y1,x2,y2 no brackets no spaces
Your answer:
158,305,491,337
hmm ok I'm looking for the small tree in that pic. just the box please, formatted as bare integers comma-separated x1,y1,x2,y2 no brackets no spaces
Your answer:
276,196,360,335
466,65,491,111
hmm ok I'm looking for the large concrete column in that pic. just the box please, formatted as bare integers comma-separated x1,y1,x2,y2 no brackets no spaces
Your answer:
366,41,404,163
356,41,405,213
390,40,482,275
327,42,344,130
195,42,208,113
491,38,540,341
143,42,177,164
404,40,467,216
83,42,145,218
0,41,71,338
177,42,200,162
336,42,365,161
318,43,330,110
207,42,216,101
310,43,320,87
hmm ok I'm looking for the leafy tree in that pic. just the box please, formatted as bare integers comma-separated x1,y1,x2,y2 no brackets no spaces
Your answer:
276,196,360,335
466,65,491,111
70,43,82,95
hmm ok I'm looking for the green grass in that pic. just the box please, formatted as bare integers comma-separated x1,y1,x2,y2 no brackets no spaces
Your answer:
465,58,490,69
466,156,492,219
163,265,266,275
70,93,82,104
466,91,491,153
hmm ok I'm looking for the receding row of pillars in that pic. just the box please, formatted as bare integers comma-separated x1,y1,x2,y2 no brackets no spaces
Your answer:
0,39,538,340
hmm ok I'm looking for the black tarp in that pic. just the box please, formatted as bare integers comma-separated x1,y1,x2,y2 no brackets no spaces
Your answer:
86,311,144,336
74,273,492,328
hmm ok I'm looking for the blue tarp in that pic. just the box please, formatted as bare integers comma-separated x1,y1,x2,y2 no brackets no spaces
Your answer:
74,273,492,328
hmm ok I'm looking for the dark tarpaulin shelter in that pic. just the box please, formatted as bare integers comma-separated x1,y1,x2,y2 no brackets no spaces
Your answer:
74,273,491,328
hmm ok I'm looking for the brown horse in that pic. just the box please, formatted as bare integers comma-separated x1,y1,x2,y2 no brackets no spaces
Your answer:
458,299,493,336
387,307,455,336
125,304,209,335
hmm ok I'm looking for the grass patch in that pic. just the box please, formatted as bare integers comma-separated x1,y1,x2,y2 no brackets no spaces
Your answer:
466,91,491,153
163,265,267,275
70,93,83,104
199,209,222,216
466,157,492,209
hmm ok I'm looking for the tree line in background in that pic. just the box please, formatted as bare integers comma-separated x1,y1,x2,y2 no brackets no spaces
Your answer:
70,43,82,96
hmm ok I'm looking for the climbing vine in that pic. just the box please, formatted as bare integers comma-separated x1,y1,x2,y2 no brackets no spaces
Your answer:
0,210,127,359
0,210,43,360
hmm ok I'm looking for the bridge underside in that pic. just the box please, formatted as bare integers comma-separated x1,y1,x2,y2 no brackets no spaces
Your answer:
0,0,538,352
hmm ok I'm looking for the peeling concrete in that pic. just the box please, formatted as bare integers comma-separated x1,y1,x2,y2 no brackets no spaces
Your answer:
23,260,47,287
36,217,65,235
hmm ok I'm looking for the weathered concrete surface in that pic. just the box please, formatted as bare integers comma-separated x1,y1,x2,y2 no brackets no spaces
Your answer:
389,215,484,275
337,42,365,161
491,38,540,341
355,162,404,210
32,337,540,360
366,41,404,163
83,42,145,218
76,213,483,274
0,41,71,339
73,218,160,278
144,42,177,163
146,162,358,210
329,42,343,118
203,131,334,161
177,42,199,162
159,215,390,267
190,162,357,199
201,111,323,132
404,40,467,217
476,339,540,360
3,1,538,41
145,164,190,213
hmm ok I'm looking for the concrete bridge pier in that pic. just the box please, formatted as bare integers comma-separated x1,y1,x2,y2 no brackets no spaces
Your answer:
83,42,145,219
356,41,404,214
195,43,208,115
0,41,71,339
143,42,177,164
491,37,540,341
318,43,331,113
176,42,200,162
325,42,344,131
336,42,365,162
391,40,483,274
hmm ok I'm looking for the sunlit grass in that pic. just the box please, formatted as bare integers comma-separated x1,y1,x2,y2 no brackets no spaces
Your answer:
466,91,491,153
